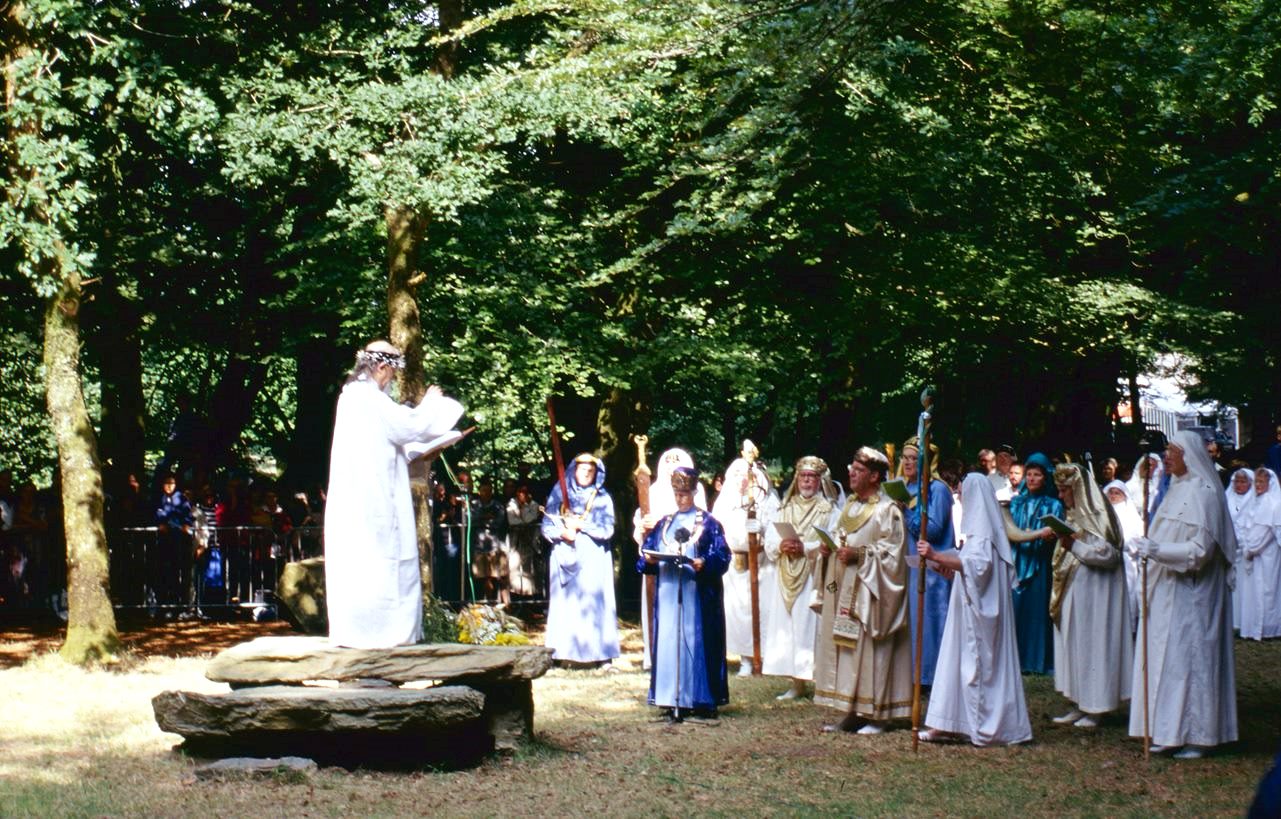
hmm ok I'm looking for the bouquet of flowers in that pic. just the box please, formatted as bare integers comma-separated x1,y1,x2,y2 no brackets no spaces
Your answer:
456,604,531,646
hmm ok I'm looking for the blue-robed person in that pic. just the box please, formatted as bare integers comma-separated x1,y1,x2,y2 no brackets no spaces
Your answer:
1002,452,1064,675
899,436,955,687
541,453,620,667
638,466,731,723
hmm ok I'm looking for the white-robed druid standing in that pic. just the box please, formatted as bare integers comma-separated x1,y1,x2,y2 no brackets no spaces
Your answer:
918,473,1032,747
1126,430,1238,759
324,341,464,649
1049,463,1132,727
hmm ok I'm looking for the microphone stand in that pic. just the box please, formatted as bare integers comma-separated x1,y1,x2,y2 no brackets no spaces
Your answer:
673,527,691,722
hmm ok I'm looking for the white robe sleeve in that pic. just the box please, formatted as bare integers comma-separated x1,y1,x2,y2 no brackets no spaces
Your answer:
1148,520,1218,574
1069,531,1122,568
379,393,463,447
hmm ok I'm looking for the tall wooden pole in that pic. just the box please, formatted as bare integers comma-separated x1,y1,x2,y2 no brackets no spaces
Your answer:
1141,454,1152,761
746,445,763,676
911,388,935,753
633,435,655,666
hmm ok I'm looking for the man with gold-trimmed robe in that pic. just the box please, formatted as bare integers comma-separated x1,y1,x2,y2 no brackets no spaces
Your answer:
761,456,839,699
814,447,912,734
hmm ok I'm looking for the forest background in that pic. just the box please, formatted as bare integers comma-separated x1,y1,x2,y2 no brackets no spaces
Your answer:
3,0,1279,656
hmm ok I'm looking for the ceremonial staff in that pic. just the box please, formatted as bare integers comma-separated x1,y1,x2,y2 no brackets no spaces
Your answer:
633,435,655,661
1139,436,1157,762
743,440,764,676
546,399,571,516
910,388,935,753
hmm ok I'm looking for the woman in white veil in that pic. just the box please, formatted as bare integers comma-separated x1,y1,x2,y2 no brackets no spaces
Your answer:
1224,467,1255,630
1239,468,1281,640
1104,480,1145,631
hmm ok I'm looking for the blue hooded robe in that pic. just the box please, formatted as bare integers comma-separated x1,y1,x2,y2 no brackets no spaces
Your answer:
905,477,956,686
638,509,731,712
1008,452,1064,675
541,459,620,663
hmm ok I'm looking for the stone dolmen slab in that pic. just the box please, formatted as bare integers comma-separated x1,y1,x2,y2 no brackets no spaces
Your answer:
154,685,489,767
205,635,553,686
154,636,554,764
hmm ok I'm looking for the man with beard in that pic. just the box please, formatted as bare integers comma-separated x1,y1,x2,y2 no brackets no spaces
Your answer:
761,456,838,699
324,341,464,648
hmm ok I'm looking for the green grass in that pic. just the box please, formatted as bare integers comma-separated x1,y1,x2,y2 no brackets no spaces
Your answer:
0,638,1275,817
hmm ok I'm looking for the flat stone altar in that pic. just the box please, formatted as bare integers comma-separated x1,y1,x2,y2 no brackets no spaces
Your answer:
153,636,554,765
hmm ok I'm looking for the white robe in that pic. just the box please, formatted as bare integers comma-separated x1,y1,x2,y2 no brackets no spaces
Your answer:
1128,474,1238,748
1239,520,1281,639
1052,531,1133,713
1238,477,1281,641
714,488,780,658
759,503,837,679
324,378,463,649
925,534,1032,746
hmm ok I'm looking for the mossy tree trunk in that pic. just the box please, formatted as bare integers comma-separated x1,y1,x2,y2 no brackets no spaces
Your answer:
386,203,436,594
5,0,119,664
46,274,121,664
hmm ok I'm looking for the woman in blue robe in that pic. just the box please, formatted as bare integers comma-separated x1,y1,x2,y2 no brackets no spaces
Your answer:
541,454,620,665
638,466,731,721
1005,452,1064,675
899,438,955,686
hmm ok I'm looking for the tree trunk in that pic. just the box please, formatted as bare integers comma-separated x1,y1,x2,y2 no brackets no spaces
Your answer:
385,203,435,594
5,0,118,664
46,276,121,663
596,387,649,614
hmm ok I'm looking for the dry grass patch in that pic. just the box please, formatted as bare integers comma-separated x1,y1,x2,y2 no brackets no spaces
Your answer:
0,637,1276,817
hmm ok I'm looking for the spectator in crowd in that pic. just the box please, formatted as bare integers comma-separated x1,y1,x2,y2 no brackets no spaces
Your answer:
153,473,194,613
1099,457,1118,487
469,478,509,603
976,448,996,476
506,485,543,598
1007,462,1024,491
431,478,461,602
1206,439,1228,485
193,484,224,612
989,444,1017,501
1266,425,1281,477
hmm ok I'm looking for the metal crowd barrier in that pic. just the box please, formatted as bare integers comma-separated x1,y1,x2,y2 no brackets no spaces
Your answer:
109,525,323,615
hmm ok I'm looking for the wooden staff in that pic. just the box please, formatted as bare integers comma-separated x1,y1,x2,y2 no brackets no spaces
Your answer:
911,388,935,753
745,442,763,675
633,435,655,661
546,399,570,515
1141,453,1152,761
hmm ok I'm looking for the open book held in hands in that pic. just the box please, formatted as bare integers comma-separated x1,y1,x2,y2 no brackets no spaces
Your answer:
882,478,911,504
1041,513,1077,537
813,526,841,551
773,521,800,540
642,549,693,565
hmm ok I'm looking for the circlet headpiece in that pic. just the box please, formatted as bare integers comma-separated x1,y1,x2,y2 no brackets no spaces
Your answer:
356,349,406,370
795,455,827,475
853,446,889,469
671,466,700,492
